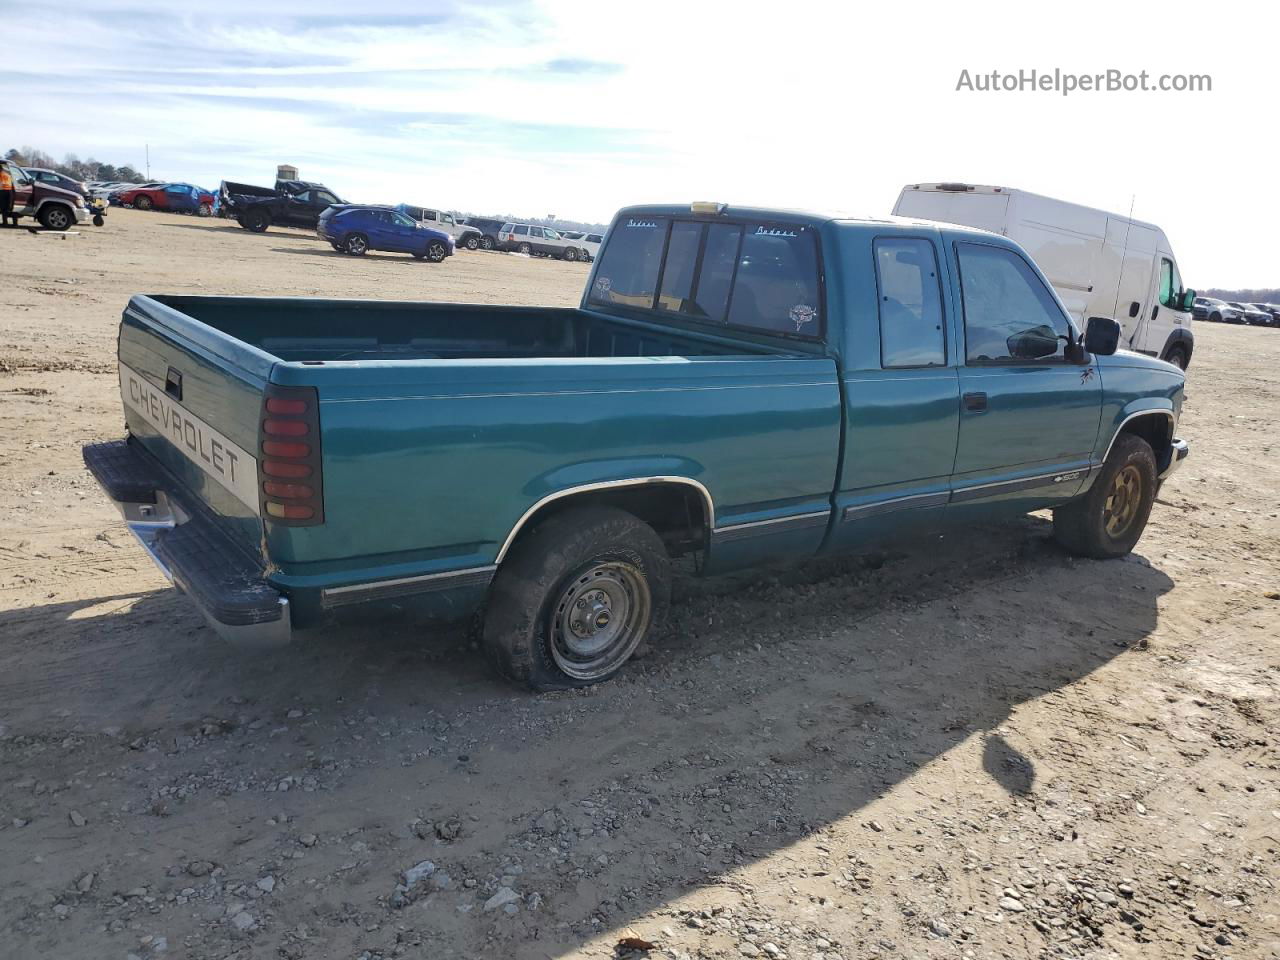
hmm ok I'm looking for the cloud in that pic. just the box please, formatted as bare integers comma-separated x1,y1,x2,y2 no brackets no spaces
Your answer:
5,0,1272,284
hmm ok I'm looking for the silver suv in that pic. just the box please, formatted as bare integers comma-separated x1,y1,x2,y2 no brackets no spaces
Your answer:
497,222,591,261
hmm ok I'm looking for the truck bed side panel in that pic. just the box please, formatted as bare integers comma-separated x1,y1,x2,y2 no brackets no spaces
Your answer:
264,356,842,589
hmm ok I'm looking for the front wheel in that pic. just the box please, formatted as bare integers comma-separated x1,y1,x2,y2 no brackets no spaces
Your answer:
563,247,578,262
424,239,448,263
1164,345,1189,370
482,506,670,690
479,236,495,250
197,203,213,217
1210,312,1222,323
39,205,74,231
463,235,479,251
1053,433,1157,559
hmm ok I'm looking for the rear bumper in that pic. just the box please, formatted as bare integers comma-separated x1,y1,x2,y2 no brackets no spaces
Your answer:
82,439,291,648
1160,438,1190,481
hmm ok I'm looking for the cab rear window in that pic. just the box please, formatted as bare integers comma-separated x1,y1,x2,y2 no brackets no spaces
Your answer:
588,217,823,339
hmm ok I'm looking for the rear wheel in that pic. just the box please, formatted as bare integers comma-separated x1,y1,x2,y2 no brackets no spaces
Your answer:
479,235,495,250
344,233,369,256
1053,433,1157,559
518,241,532,255
133,194,153,211
38,205,74,231
482,506,670,690
425,240,448,263
197,202,213,217
244,208,270,232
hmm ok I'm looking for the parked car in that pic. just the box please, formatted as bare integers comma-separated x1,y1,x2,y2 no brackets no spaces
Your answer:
23,167,87,197
82,201,1188,690
0,159,91,230
459,216,506,251
497,222,592,260
317,205,454,261
1194,298,1241,323
894,183,1195,368
1247,303,1280,327
1227,302,1270,325
559,230,604,260
395,205,483,250
115,183,215,216
222,179,344,232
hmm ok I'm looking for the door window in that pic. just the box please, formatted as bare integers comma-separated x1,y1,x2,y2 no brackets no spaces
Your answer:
314,191,338,205
1158,257,1183,308
513,224,529,236
391,212,417,228
874,237,946,368
957,242,1071,363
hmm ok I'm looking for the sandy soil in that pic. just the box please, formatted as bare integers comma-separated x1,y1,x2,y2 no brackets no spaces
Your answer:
0,209,1277,960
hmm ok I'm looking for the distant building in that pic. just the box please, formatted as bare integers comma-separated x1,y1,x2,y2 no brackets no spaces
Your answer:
277,164,299,182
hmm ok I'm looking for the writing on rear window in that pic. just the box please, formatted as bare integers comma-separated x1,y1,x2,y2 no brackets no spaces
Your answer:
589,217,823,339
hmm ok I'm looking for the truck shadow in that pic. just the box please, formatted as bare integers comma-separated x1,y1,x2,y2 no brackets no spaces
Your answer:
0,516,1175,957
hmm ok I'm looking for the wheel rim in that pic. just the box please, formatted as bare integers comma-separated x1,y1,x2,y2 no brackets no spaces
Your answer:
465,237,478,250
549,561,651,681
519,243,530,254
1171,351,1187,369
564,249,576,261
1103,465,1143,538
481,237,493,250
48,209,70,229
428,242,446,262
348,237,366,254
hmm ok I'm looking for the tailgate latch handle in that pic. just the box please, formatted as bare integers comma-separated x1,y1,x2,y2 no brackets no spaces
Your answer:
165,367,183,401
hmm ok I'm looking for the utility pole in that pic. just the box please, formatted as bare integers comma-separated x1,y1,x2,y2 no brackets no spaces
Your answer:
145,144,150,180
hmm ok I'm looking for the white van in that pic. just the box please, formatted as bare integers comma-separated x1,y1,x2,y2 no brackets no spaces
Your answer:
892,183,1196,368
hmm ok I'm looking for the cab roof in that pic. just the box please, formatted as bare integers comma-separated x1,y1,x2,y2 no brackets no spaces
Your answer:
612,203,1004,240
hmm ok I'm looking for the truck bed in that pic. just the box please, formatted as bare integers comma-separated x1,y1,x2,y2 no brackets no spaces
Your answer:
145,295,770,362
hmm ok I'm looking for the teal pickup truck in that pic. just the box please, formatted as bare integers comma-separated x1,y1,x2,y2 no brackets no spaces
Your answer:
83,202,1189,689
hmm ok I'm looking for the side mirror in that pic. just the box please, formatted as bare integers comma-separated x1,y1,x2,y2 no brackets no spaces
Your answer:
1084,316,1121,356
1181,289,1196,311
1006,328,1060,360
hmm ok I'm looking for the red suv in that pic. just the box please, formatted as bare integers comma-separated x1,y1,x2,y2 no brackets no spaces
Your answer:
0,159,90,231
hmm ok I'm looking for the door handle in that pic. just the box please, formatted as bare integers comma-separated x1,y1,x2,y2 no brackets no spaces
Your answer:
164,367,183,401
963,391,988,412
1151,305,1159,320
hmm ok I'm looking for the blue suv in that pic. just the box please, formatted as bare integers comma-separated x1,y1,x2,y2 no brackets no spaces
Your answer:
318,205,454,262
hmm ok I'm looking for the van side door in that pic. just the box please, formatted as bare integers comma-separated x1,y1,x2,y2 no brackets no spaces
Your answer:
949,240,1102,514
827,233,958,550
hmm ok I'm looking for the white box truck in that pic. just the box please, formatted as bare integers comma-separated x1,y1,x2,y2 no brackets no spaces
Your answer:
892,183,1196,369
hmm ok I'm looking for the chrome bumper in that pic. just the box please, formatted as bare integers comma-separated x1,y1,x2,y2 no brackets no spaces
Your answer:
1159,438,1190,481
84,440,292,649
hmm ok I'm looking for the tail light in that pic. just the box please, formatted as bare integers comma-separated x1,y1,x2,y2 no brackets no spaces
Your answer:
257,384,324,526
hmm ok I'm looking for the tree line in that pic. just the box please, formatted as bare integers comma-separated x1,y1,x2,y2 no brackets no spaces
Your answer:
1204,288,1280,304
4,146,147,184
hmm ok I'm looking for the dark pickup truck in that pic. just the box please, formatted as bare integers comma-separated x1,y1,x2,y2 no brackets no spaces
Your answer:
221,179,345,233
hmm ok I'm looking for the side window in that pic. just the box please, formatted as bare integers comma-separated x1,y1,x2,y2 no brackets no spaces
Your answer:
1158,257,1182,308
874,238,945,368
514,224,529,236
292,190,311,203
588,216,669,309
657,222,704,313
957,242,1070,363
392,212,416,227
314,191,337,205
726,225,822,337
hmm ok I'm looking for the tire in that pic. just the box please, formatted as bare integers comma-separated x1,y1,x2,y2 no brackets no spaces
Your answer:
197,203,212,217
39,205,74,231
133,195,153,211
463,235,479,251
92,214,104,227
479,235,495,251
344,233,368,256
563,247,578,262
518,241,532,255
483,505,671,690
1164,345,1189,370
425,240,448,263
1210,312,1221,323
244,209,270,233
1053,433,1157,560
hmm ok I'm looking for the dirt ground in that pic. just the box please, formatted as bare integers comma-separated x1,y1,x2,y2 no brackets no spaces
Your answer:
0,209,1277,960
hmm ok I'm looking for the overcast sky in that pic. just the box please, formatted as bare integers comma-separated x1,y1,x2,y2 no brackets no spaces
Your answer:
7,0,1272,286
